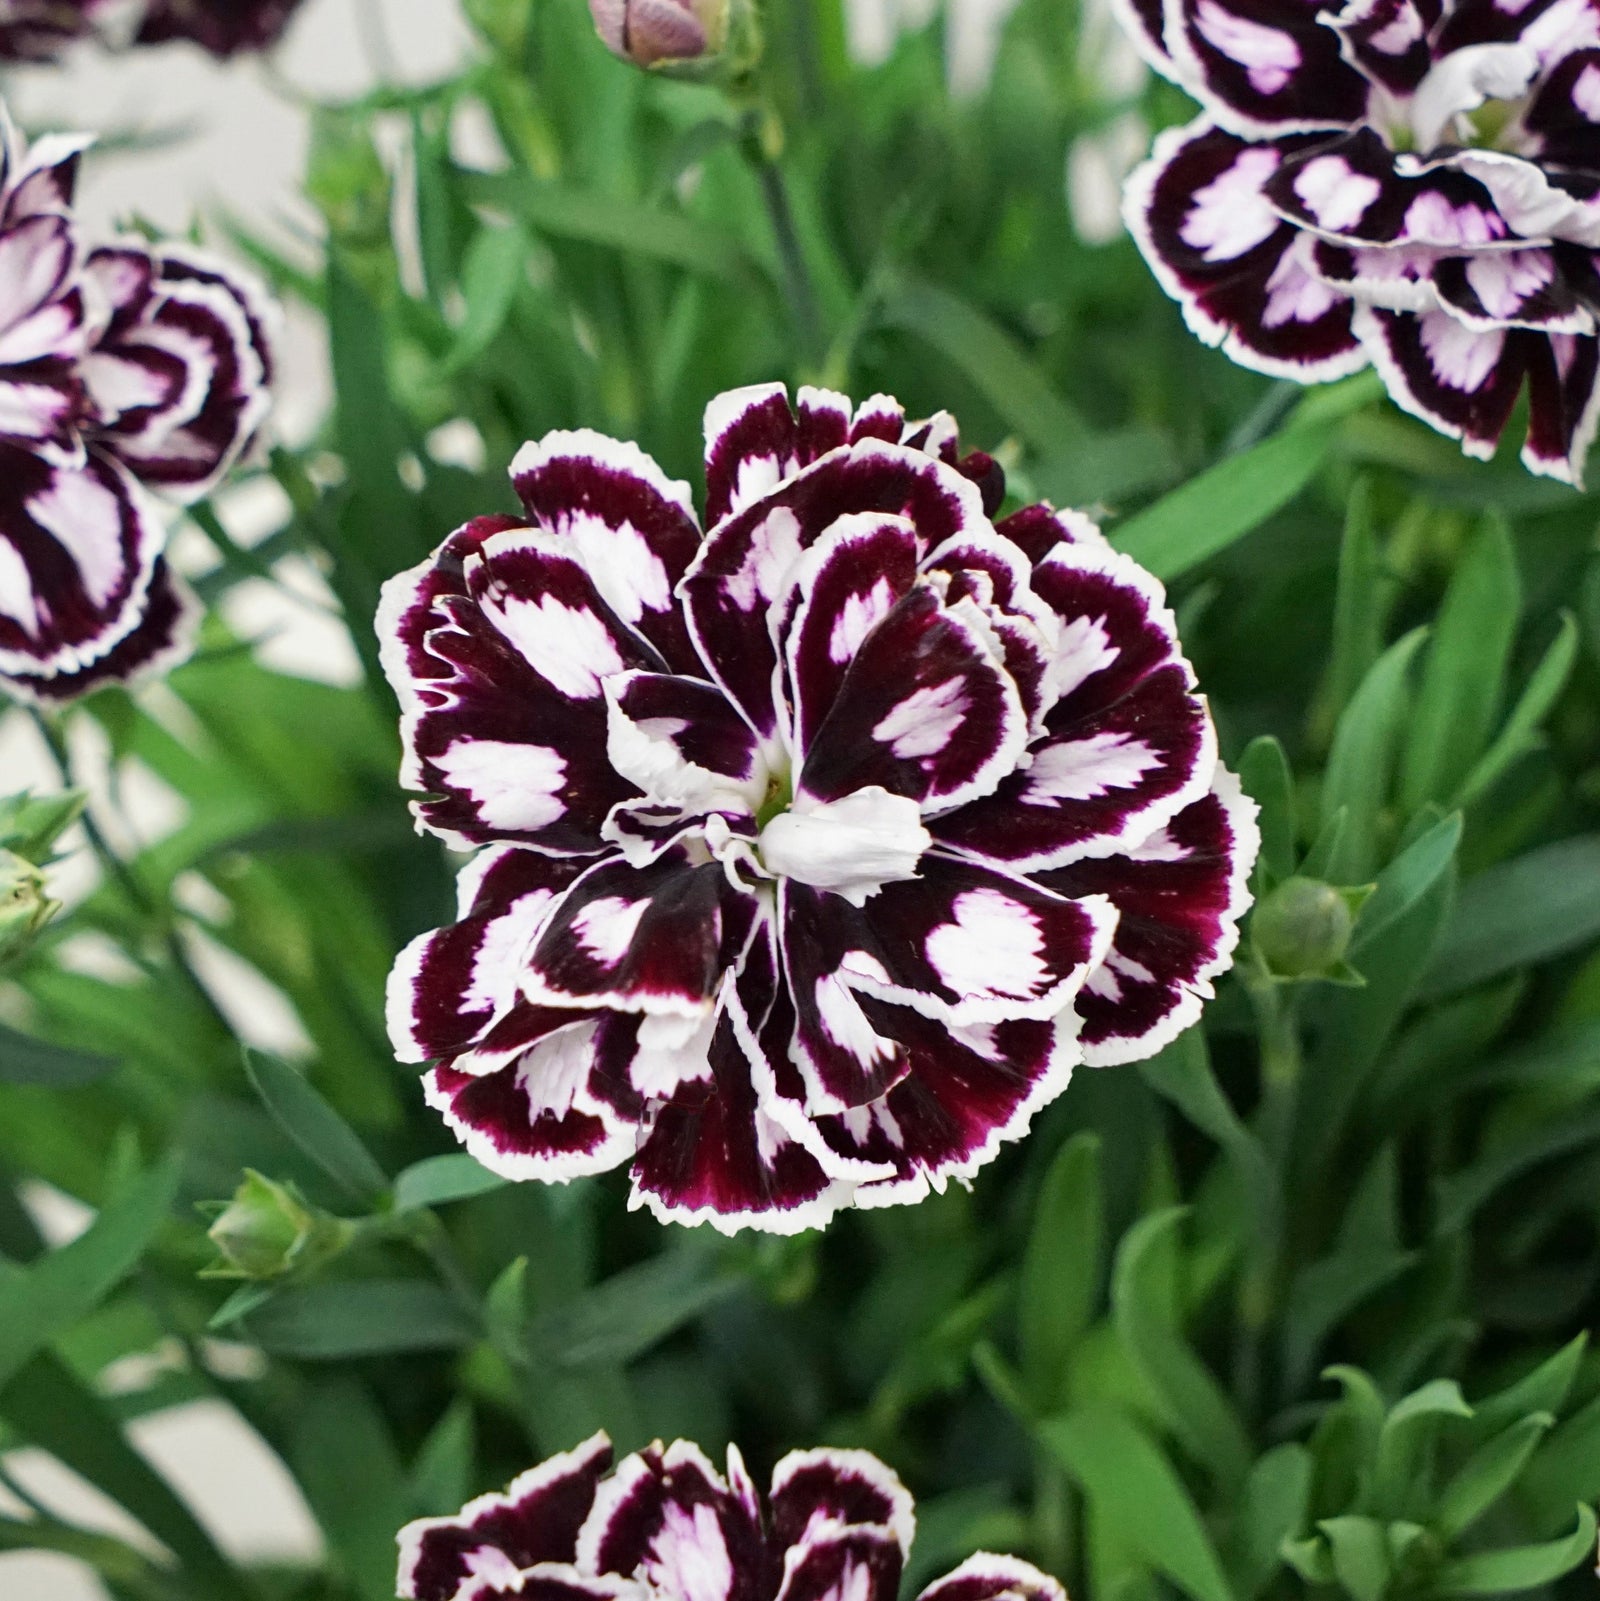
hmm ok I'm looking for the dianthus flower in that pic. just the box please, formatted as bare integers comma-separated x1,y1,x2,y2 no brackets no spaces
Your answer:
397,1431,1066,1601
134,0,305,56
382,385,1257,1233
0,109,276,702
1119,0,1600,482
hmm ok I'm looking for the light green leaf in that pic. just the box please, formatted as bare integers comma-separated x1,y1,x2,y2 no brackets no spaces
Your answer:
1466,1334,1587,1442
244,1050,388,1207
1237,736,1295,883
1038,1406,1237,1601
1317,1516,1390,1601
442,223,529,372
1434,1412,1554,1541
1433,1504,1596,1595
392,1153,507,1214
1349,812,1461,958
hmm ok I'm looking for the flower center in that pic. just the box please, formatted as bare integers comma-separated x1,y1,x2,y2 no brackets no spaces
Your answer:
1379,43,1539,155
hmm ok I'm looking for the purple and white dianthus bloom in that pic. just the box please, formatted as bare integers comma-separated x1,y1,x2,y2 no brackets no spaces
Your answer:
397,1431,1067,1601
381,384,1258,1234
1118,0,1600,482
0,0,107,62
134,0,307,56
0,107,276,703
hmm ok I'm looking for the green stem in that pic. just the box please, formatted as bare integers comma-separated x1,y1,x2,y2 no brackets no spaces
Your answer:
747,126,825,376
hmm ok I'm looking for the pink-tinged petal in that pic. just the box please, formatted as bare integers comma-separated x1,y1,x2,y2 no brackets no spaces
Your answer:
818,1004,1082,1207
1039,769,1259,1067
935,543,1214,870
3,557,198,703
1352,303,1528,461
511,429,703,672
577,1441,769,1601
604,670,769,815
796,581,1028,815
397,1434,613,1601
87,245,277,502
525,853,755,1016
1308,240,1441,313
385,847,589,1064
1163,0,1368,134
423,1017,643,1182
0,372,85,447
0,213,75,338
627,1005,855,1236
681,441,990,739
1324,0,1439,95
769,1449,916,1556
1434,0,1600,69
704,382,802,528
1432,248,1591,334
1124,121,1364,382
0,445,164,679
1523,331,1600,485
915,1554,1067,1601
773,1525,904,1601
1524,48,1600,169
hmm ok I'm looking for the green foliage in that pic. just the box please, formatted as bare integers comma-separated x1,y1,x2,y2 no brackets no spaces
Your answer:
3,0,1600,1596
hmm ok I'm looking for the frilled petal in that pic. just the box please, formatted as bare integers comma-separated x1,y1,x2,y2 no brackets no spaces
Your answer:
0,444,165,680
935,543,1214,870
1352,303,1528,460
1434,0,1600,67
1524,48,1600,168
398,1434,613,1601
768,1450,916,1556
915,1555,1067,1601
1162,0,1369,133
385,846,589,1065
773,1526,903,1601
1431,247,1590,333
576,1441,769,1601
1124,121,1365,381
2,556,198,704
814,1003,1082,1207
82,245,276,501
1038,771,1258,1067
524,853,756,1017
1324,0,1440,95
510,430,703,673
1523,330,1600,483
682,441,989,739
422,1015,644,1182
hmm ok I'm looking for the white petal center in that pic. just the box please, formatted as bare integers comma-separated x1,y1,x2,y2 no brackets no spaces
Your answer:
758,786,930,906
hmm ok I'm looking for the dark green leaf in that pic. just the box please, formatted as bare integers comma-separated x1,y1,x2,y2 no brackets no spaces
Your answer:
240,1279,478,1358
1018,1132,1101,1411
0,1021,120,1087
244,1050,388,1206
1433,1504,1596,1595
1237,736,1295,883
1434,1412,1554,1541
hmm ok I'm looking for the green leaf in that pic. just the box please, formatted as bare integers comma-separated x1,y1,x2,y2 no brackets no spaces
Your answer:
1399,515,1518,812
1467,1334,1587,1442
1433,1504,1596,1595
243,1050,388,1207
1436,1102,1600,1231
1349,812,1462,958
1316,1516,1391,1601
1234,1444,1312,1600
1038,1406,1237,1601
1455,612,1579,808
442,223,530,372
239,1279,478,1358
409,1400,475,1518
527,1248,739,1370
1519,1389,1600,1516
1316,476,1390,738
1371,1379,1473,1512
0,1158,178,1392
1420,835,1600,999
0,1020,120,1086
392,1153,507,1213
1237,736,1295,883
1113,424,1334,583
1018,1132,1102,1411
1434,1412,1555,1541
1111,1209,1253,1489
1320,628,1427,884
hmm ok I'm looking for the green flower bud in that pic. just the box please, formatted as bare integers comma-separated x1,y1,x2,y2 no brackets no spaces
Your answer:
203,1171,356,1281
0,848,60,966
1252,875,1360,980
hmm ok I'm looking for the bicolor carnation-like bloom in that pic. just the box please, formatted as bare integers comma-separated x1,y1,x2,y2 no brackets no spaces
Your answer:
1119,0,1600,482
134,0,306,56
397,1431,1066,1601
0,109,275,702
382,385,1257,1233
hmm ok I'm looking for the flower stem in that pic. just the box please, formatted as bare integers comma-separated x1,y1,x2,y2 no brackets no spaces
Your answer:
747,121,826,376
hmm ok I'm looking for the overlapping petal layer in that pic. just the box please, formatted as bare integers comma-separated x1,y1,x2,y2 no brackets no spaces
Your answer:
1120,0,1600,481
397,1435,1062,1601
382,385,1256,1234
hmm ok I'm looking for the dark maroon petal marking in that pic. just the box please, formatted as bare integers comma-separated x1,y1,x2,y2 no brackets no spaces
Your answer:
577,1441,770,1601
510,431,703,673
1432,248,1587,333
915,1555,1068,1601
774,1525,904,1601
816,1003,1079,1206
1125,121,1364,382
1324,0,1437,95
769,1449,916,1555
3,556,198,703
1110,0,1180,76
1352,304,1529,462
0,444,164,679
605,671,768,792
795,385,852,462
681,442,989,738
704,383,802,528
995,504,1108,565
1523,330,1600,484
1434,0,1600,64
1040,771,1258,1066
1525,49,1600,169
397,1433,612,1601
135,0,307,55
1165,0,1368,133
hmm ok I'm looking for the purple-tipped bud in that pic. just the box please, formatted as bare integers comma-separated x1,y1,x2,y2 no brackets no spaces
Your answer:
588,0,726,67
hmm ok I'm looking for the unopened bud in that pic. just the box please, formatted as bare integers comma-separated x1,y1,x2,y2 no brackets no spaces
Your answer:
1252,875,1358,979
587,0,758,76
204,1170,355,1281
0,848,58,966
